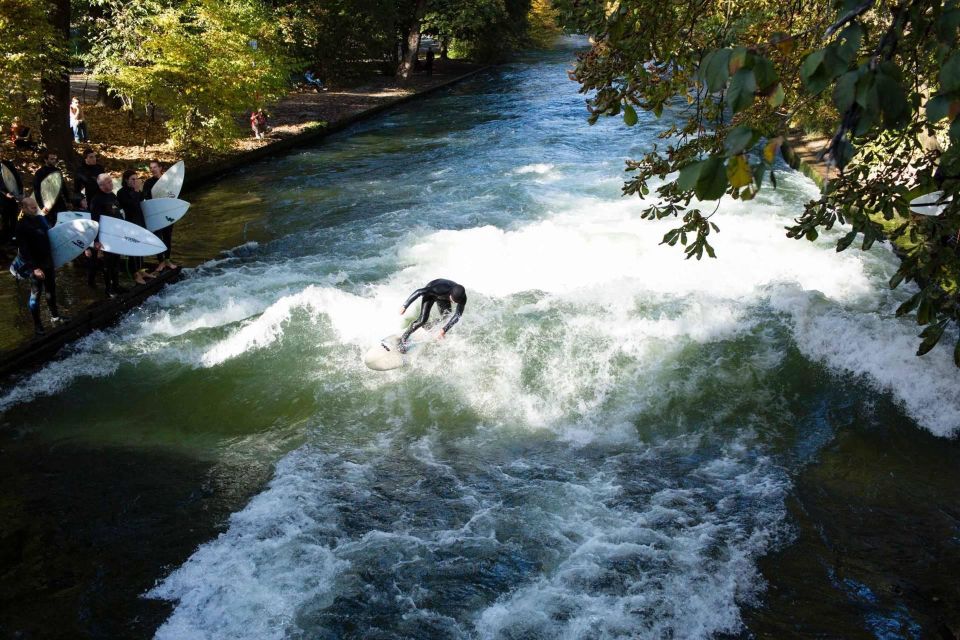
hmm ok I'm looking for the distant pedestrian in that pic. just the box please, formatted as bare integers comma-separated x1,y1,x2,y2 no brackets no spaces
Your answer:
425,48,434,76
251,109,269,139
69,97,89,142
305,70,326,92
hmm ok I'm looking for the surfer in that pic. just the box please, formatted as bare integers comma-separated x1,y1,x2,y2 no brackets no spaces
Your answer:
75,148,105,198
11,197,65,334
117,170,155,285
89,173,126,297
33,150,69,223
0,157,22,243
143,159,178,272
398,278,467,352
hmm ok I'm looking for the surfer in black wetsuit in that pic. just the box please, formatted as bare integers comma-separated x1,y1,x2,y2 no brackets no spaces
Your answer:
0,157,23,243
117,169,155,285
11,197,65,334
143,159,177,272
398,278,467,352
33,150,69,223
74,148,105,198
89,173,125,297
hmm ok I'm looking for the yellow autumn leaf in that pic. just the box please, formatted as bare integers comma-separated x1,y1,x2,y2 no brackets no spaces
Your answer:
727,155,752,188
763,136,783,163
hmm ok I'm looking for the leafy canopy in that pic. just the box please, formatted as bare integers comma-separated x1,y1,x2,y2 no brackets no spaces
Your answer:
556,0,960,365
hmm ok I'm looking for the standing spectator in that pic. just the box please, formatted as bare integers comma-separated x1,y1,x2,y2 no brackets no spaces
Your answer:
11,197,66,335
69,97,89,143
74,148,105,198
33,150,70,224
0,156,23,244
117,169,154,285
425,48,435,76
250,109,269,139
89,173,126,297
143,159,178,272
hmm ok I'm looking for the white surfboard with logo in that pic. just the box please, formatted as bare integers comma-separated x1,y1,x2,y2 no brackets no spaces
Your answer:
49,219,98,268
142,197,190,232
151,161,185,199
98,216,167,256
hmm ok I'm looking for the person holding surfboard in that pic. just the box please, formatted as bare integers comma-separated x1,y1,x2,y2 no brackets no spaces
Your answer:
398,279,467,353
89,173,126,297
143,159,179,272
0,158,22,243
75,149,105,198
32,150,69,223
10,197,65,335
117,169,156,285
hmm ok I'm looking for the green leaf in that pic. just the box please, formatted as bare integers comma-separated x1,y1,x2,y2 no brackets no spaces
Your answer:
927,94,953,122
677,160,706,191
694,155,728,200
917,322,946,356
724,125,756,156
950,117,960,144
768,83,785,108
917,296,932,325
623,104,638,126
875,71,908,126
834,138,855,169
833,70,858,113
728,47,748,74
727,68,757,113
837,230,858,251
896,291,922,317
700,49,731,93
836,24,863,63
751,55,777,91
800,49,828,94
941,52,960,92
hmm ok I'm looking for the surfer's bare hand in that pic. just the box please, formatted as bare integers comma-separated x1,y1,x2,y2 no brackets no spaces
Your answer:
399,306,406,315
437,330,446,340
94,242,102,250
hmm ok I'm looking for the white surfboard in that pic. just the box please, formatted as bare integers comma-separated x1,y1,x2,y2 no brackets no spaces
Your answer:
112,176,122,195
1,164,19,197
98,216,167,256
49,219,98,268
363,327,433,371
152,161,185,199
909,191,952,216
40,171,62,209
55,210,92,225
142,197,190,232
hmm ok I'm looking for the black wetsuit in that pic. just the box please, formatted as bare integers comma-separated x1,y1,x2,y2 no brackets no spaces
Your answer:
143,176,174,262
0,160,22,243
13,215,59,331
400,278,467,343
89,190,124,293
33,165,69,223
75,162,105,198
118,185,147,274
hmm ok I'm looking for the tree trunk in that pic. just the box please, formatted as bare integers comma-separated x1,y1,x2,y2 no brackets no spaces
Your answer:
396,0,428,80
39,0,74,165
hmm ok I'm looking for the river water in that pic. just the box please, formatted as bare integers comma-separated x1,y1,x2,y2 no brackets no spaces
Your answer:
1,40,959,639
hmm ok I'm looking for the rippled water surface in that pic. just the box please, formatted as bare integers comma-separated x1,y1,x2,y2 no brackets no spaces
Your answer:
2,40,959,640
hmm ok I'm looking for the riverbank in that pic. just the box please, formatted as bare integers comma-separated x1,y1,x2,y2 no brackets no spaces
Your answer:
0,61,488,368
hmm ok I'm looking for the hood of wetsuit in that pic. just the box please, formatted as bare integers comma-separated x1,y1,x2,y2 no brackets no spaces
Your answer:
450,285,467,305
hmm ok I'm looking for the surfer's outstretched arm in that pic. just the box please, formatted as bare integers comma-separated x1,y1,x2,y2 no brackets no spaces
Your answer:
401,287,428,313
440,300,465,335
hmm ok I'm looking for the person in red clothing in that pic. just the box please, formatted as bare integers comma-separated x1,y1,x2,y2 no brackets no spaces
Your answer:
250,109,269,139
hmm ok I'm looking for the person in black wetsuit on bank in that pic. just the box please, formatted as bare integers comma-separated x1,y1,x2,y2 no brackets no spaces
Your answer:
143,159,177,272
89,173,126,297
398,278,467,352
11,197,66,335
117,169,155,285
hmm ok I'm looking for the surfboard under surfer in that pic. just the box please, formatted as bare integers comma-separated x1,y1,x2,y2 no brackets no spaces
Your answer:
398,278,467,353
